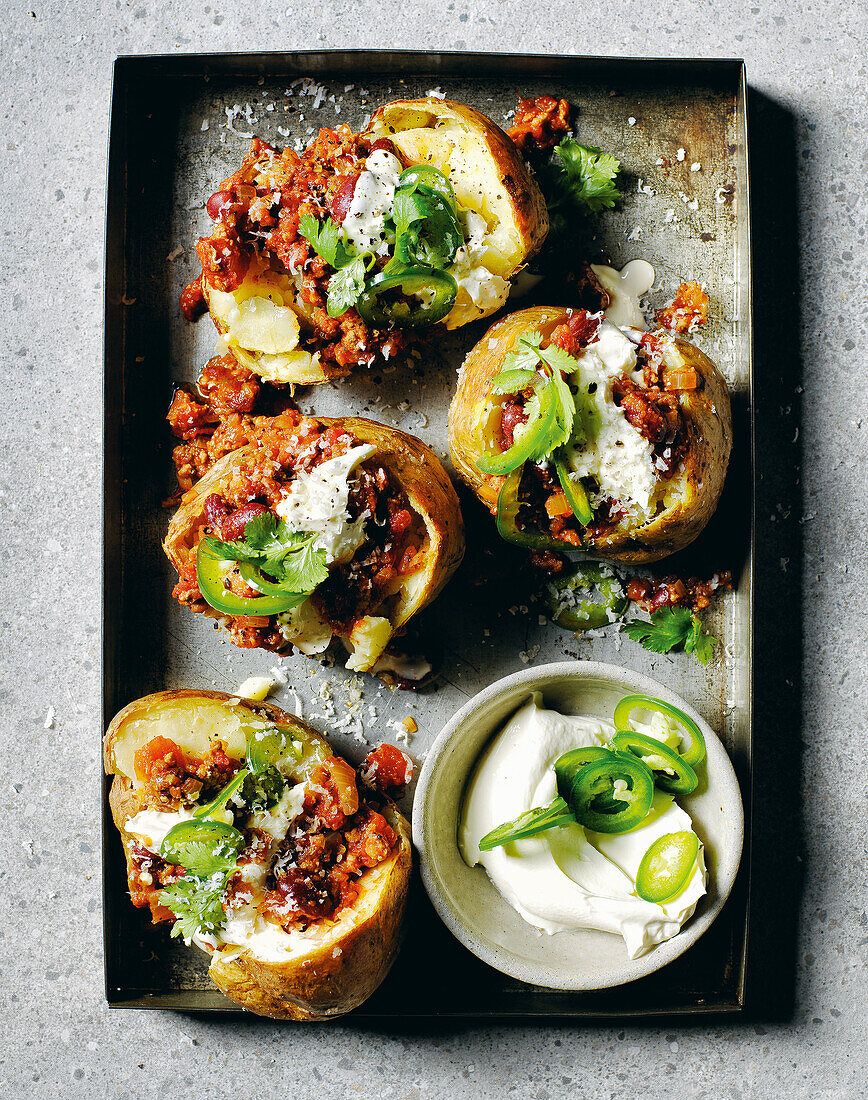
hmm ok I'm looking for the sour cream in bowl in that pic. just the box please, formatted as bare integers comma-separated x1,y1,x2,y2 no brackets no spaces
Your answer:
413,662,744,990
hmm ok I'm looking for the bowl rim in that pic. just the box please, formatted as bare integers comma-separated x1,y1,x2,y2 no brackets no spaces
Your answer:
412,660,745,991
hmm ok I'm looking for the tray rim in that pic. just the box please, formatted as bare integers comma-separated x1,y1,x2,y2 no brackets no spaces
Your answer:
101,48,754,1021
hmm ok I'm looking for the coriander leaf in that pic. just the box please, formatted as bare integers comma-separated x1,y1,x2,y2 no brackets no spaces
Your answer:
205,513,329,598
298,213,355,269
548,371,575,451
161,874,230,943
236,512,281,552
392,188,428,232
202,534,261,563
165,840,238,877
622,606,693,654
522,391,542,430
392,187,462,267
622,606,717,665
553,140,623,214
538,342,582,376
299,212,339,266
327,255,367,318
274,537,329,593
685,614,716,665
497,330,581,462
692,630,715,665
243,515,312,566
501,331,545,374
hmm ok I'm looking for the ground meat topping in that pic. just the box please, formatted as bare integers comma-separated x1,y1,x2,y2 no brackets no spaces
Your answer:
548,308,602,358
261,800,398,931
128,738,401,937
133,736,239,811
166,389,219,442
655,281,709,333
189,129,414,371
626,571,733,614
197,354,261,415
507,95,571,154
128,844,185,923
172,407,387,655
179,275,207,321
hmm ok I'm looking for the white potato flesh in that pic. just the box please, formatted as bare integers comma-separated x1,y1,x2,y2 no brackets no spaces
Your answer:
209,289,301,356
345,615,394,671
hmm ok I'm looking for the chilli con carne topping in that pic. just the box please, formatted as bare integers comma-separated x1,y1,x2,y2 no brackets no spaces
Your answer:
625,570,733,615
655,281,709,333
129,736,402,935
507,95,572,155
167,404,423,653
183,124,466,372
486,316,699,549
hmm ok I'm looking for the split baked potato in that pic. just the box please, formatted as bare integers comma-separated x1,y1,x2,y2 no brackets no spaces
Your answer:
105,690,412,1020
364,98,549,328
449,306,732,563
164,412,464,669
189,97,548,384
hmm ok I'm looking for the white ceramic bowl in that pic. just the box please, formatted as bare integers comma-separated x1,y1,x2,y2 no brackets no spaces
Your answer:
413,661,744,990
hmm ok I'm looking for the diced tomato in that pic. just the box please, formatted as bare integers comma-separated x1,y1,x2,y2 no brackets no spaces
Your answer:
361,743,414,798
134,737,186,782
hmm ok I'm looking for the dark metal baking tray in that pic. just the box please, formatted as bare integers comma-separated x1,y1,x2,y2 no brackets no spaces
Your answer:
103,50,752,1019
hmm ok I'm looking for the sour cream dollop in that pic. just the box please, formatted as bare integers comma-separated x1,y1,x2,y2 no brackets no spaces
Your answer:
459,693,707,959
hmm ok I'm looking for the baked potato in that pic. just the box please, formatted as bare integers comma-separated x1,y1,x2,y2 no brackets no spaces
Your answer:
164,410,464,668
364,98,549,328
185,98,548,384
449,306,732,563
104,689,413,1020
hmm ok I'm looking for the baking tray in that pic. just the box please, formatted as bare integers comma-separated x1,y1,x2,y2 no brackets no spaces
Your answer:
103,51,753,1019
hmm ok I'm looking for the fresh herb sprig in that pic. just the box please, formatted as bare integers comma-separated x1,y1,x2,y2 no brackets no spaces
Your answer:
551,140,622,213
298,213,356,270
391,183,463,268
161,870,235,943
491,330,583,460
298,213,373,319
622,607,716,665
298,164,466,321
204,513,328,595
535,138,623,243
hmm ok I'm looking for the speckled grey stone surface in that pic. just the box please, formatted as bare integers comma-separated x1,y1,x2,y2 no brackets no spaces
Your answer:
1,1,866,1097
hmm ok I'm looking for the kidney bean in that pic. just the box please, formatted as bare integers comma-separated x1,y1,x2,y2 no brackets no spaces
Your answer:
499,403,528,450
206,189,237,220
330,172,360,223
203,493,230,527
369,137,396,156
218,502,269,541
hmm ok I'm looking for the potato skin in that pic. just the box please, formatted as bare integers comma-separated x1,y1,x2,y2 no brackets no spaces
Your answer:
163,417,465,662
207,803,411,1020
104,690,412,1020
448,306,733,563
